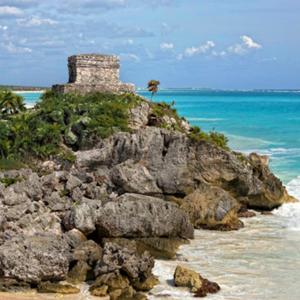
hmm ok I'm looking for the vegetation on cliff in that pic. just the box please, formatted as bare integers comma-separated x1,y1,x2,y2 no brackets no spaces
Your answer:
147,80,160,99
0,89,291,299
0,90,228,169
0,90,26,116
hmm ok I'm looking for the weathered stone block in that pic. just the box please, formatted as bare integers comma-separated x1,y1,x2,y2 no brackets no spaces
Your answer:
52,54,135,95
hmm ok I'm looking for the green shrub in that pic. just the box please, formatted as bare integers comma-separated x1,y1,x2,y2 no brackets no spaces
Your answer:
0,176,24,187
0,90,230,168
0,91,142,164
0,90,26,116
0,159,25,170
149,101,185,132
189,126,229,150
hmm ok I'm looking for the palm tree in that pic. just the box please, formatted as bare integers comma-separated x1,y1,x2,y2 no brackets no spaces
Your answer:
147,80,160,99
0,90,26,116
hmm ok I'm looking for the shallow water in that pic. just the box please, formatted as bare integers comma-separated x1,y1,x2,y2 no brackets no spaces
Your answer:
150,202,300,300
0,284,107,300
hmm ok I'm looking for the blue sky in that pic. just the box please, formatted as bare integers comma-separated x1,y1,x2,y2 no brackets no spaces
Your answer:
0,0,299,89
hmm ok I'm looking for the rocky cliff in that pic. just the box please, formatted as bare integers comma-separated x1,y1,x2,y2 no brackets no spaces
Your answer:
0,94,293,298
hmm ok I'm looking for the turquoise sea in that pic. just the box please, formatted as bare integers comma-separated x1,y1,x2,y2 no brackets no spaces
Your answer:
19,90,300,300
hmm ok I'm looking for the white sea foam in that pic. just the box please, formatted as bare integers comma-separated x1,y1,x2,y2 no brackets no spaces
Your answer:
238,147,300,159
272,177,300,231
25,104,35,109
15,90,45,94
286,176,300,200
227,134,278,150
273,202,300,231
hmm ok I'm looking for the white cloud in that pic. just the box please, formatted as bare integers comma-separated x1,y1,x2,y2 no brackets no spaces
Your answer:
2,40,32,53
17,16,58,27
120,53,140,63
241,35,262,49
228,43,246,55
177,35,262,61
0,6,23,16
0,24,7,30
160,42,174,50
212,50,226,57
228,35,262,55
62,0,127,12
182,41,215,58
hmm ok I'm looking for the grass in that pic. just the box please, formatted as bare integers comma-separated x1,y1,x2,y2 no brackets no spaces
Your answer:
0,159,26,171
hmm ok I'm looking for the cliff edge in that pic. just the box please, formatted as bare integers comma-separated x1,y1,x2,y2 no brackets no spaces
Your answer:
0,91,293,298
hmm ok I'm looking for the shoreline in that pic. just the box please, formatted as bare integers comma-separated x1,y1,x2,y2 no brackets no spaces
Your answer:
1,90,299,300
15,90,46,94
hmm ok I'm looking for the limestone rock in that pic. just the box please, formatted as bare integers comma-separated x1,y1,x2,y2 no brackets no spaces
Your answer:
111,161,162,195
37,282,80,294
90,284,108,297
94,242,154,281
174,265,220,297
174,265,202,292
135,238,189,259
64,228,87,249
0,234,70,283
72,240,103,265
181,184,243,231
91,272,130,291
128,100,151,130
90,271,132,299
174,266,202,291
194,278,220,297
67,261,91,283
96,193,194,239
0,278,30,292
110,286,135,300
237,205,256,218
76,126,290,210
133,293,148,300
64,203,96,235
131,274,159,291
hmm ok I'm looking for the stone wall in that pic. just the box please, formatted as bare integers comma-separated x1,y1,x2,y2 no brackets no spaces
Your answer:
52,54,135,95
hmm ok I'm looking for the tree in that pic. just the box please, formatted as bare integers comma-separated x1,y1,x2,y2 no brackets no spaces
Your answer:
147,80,160,99
0,121,10,158
0,90,26,116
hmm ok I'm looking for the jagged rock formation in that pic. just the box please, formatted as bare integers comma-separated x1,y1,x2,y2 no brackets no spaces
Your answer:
173,265,220,297
52,54,135,94
0,96,293,298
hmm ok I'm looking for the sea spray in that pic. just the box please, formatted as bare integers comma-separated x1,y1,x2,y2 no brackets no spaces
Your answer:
272,177,300,231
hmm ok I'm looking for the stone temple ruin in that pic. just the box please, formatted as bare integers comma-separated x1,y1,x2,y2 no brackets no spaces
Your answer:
52,54,135,94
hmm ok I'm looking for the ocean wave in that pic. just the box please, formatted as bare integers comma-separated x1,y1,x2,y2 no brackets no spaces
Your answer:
273,177,300,231
273,202,300,231
238,146,300,156
227,134,279,149
187,117,225,122
286,176,300,200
